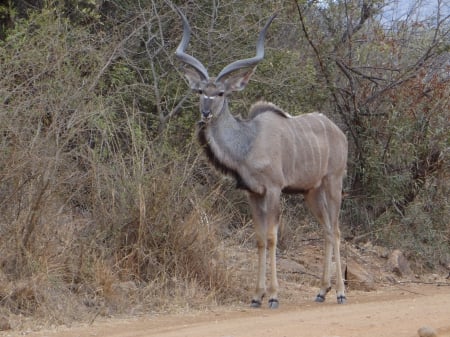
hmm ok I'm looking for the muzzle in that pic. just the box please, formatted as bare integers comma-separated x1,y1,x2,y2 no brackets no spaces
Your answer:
201,109,212,119
201,96,214,120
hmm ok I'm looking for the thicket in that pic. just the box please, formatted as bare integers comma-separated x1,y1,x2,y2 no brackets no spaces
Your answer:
0,0,448,328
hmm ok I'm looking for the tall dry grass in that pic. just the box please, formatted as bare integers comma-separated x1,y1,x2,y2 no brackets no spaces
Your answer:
0,9,244,328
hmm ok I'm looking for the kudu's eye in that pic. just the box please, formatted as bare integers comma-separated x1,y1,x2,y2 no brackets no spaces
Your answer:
197,89,203,95
218,91,225,97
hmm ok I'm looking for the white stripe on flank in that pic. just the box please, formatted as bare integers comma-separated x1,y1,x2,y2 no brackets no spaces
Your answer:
295,119,307,174
316,114,330,163
313,114,328,173
301,117,316,174
286,123,297,179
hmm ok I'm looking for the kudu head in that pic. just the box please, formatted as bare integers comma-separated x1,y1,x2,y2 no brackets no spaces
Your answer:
175,8,277,121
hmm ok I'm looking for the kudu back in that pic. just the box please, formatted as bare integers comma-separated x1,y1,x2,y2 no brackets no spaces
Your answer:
174,8,348,308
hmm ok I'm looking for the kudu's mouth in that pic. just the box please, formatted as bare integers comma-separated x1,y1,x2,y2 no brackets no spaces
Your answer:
201,112,213,121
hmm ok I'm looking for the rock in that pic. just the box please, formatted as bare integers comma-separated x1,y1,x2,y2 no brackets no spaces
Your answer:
345,260,376,291
362,241,374,251
417,326,437,337
277,258,307,274
374,245,389,259
439,253,450,270
388,249,412,277
0,317,11,331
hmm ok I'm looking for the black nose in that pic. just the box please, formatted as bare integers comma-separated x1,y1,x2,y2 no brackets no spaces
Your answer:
202,110,211,118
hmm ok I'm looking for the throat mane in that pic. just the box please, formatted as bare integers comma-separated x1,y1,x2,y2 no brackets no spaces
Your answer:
197,121,252,191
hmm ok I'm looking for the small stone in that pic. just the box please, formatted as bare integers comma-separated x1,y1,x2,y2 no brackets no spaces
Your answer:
0,317,11,331
374,245,389,258
418,326,437,337
438,253,450,269
388,249,412,277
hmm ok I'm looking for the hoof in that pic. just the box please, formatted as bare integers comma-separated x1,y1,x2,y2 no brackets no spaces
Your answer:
315,287,331,303
250,299,262,308
268,298,279,309
337,295,346,304
315,294,326,303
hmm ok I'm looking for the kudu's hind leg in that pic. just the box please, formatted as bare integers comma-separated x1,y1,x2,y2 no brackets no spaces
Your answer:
326,175,346,303
305,178,346,304
248,191,281,309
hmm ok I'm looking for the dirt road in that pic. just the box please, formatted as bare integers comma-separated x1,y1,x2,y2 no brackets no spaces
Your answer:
10,284,450,337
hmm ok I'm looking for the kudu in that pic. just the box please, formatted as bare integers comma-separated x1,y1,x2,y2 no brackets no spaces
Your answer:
174,8,348,309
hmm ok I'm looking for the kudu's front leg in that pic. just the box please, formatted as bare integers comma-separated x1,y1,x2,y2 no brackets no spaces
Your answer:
249,191,280,309
252,225,267,308
267,223,279,309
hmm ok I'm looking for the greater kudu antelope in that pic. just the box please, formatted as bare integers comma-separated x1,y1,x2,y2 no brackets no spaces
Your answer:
174,8,348,309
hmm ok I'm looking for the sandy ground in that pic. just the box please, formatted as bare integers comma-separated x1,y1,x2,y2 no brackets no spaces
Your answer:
8,284,450,337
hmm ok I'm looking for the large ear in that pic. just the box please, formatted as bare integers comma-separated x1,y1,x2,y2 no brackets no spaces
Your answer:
183,66,204,90
223,68,256,92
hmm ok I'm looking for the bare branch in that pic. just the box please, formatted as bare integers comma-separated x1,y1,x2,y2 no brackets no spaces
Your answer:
293,0,358,150
88,19,147,92
341,0,376,44
160,89,191,126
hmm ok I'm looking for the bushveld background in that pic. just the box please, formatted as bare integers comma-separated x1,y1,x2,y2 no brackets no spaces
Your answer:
0,0,448,329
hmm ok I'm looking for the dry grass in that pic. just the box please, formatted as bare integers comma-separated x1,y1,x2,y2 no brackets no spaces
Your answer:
0,123,244,328
0,10,243,329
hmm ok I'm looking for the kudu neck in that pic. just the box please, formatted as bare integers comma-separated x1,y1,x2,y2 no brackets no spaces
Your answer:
204,99,256,164
210,99,235,126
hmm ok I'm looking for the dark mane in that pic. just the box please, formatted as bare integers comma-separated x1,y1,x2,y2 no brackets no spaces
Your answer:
248,101,292,119
197,121,251,191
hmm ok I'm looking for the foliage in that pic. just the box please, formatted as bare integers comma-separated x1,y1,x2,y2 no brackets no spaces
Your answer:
293,0,449,259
